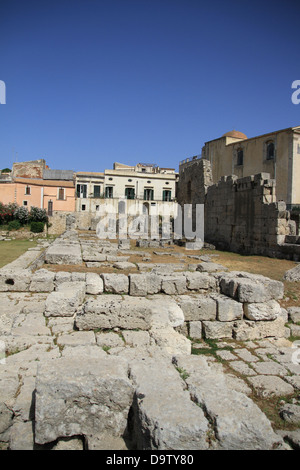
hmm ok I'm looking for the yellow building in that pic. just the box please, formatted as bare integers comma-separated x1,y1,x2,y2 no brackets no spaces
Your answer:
184,126,300,205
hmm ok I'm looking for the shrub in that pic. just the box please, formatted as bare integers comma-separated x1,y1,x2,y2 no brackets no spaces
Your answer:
30,221,45,233
8,220,21,231
30,206,49,223
14,206,30,225
0,202,15,224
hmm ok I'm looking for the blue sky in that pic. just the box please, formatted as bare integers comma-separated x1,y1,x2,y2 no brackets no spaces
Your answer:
0,0,299,173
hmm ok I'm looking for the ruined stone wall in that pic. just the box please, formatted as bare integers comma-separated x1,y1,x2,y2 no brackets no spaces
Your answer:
177,157,212,206
178,159,298,260
12,159,46,179
204,173,299,259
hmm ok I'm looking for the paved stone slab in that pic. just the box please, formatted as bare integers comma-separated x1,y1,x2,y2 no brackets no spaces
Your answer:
35,356,134,445
128,356,209,450
174,355,280,450
248,375,295,397
250,361,289,377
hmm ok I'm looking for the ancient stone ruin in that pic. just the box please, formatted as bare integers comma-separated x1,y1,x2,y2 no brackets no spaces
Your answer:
0,230,300,450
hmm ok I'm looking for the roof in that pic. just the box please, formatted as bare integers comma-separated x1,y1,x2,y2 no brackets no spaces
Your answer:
14,177,74,187
222,130,248,139
76,171,104,177
43,169,74,180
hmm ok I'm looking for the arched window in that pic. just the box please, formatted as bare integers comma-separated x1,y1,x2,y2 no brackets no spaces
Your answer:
266,141,275,160
237,148,244,166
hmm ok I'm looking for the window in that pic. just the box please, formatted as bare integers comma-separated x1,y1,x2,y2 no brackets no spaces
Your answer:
76,184,87,198
23,201,28,206
144,188,154,201
237,149,244,166
96,205,99,211
82,204,86,211
25,185,31,195
125,187,135,200
93,185,101,198
58,188,65,200
162,190,171,201
105,186,113,198
266,141,275,160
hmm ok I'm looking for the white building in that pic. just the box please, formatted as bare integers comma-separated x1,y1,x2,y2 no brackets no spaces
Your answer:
75,162,178,214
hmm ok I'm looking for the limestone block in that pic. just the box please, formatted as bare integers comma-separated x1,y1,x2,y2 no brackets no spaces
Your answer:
149,326,191,356
122,330,151,348
101,273,129,294
29,269,55,293
247,375,294,398
233,316,286,341
214,294,243,322
185,272,214,291
0,269,31,292
148,295,185,328
202,321,233,339
244,300,282,321
71,272,86,282
196,262,228,273
96,331,124,349
129,273,162,296
129,356,209,450
173,355,281,450
75,296,153,331
219,272,284,303
175,295,217,321
161,275,187,295
34,356,134,445
45,282,86,317
284,264,300,282
189,321,202,339
288,307,300,323
54,271,72,287
45,243,82,265
86,273,104,295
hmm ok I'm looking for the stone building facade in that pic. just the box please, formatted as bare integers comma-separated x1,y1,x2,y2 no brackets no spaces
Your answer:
180,126,300,205
177,158,299,260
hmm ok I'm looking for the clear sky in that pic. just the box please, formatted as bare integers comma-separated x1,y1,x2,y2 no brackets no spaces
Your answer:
0,0,299,173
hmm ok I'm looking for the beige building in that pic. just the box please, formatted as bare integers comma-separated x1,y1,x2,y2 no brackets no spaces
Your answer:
75,162,178,214
180,126,300,205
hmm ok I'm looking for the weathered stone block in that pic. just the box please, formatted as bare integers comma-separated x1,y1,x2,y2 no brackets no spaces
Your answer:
86,273,104,295
161,275,187,295
175,295,217,321
214,294,243,322
189,321,202,339
0,269,31,292
233,316,286,341
34,356,134,445
129,273,162,296
202,321,233,339
29,269,55,293
129,356,208,450
45,282,86,317
75,296,153,331
244,300,281,321
101,273,129,294
45,243,82,265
